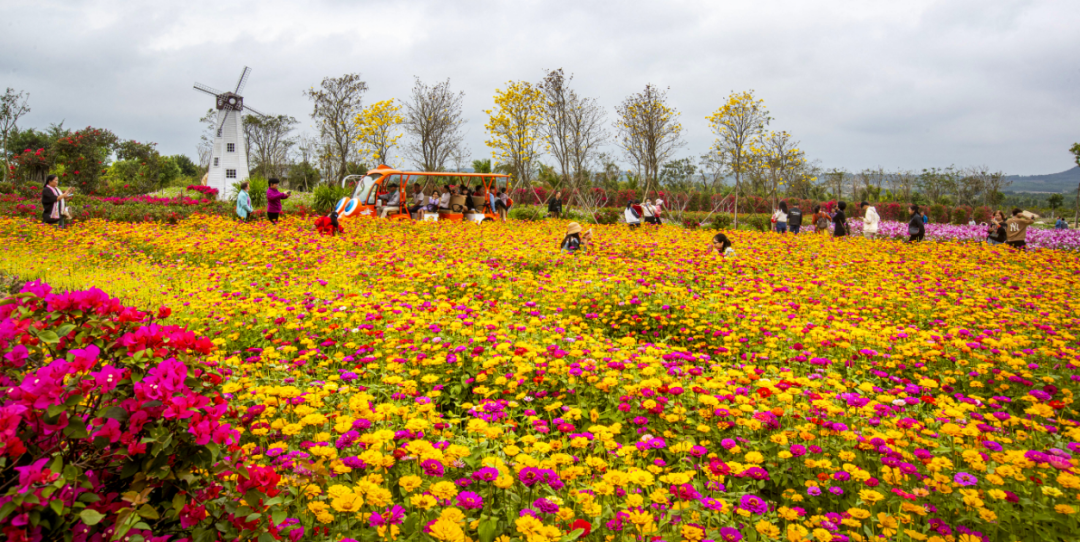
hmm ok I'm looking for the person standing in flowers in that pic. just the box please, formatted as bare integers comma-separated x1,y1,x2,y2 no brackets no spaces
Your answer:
235,181,254,222
40,174,73,228
859,201,880,240
771,201,789,233
812,205,829,234
1005,208,1039,250
560,222,590,254
266,178,290,224
624,201,642,229
707,232,735,257
987,210,1007,245
831,201,849,237
547,191,563,218
788,203,803,234
908,204,925,242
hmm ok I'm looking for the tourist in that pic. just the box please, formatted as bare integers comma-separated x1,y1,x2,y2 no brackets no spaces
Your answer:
236,181,254,221
624,201,642,229
772,201,789,233
859,201,880,240
642,199,658,225
707,232,735,257
908,204,925,242
1005,208,1038,250
548,192,563,219
266,178,290,224
832,201,849,237
407,184,425,218
560,222,586,254
922,212,929,225
968,218,977,226
812,205,830,234
788,203,803,234
438,187,452,211
1056,217,1069,230
41,174,73,228
496,190,510,221
379,185,401,218
987,210,1007,245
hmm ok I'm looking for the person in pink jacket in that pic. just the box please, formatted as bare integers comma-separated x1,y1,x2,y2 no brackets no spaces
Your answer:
266,178,290,224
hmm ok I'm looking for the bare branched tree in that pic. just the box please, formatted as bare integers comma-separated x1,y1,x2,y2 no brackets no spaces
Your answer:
304,73,367,182
966,165,1010,207
196,109,217,172
403,77,467,172
615,84,684,198
890,169,916,202
0,88,30,182
243,114,299,179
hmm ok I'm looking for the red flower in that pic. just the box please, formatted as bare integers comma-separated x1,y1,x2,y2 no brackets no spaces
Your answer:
569,519,591,536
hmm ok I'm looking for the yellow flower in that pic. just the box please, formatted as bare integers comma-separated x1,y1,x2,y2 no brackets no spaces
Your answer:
399,475,423,492
858,490,884,504
430,481,458,500
330,492,364,513
429,518,465,542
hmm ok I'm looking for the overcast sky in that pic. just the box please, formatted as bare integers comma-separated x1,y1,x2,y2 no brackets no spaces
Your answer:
4,0,1078,175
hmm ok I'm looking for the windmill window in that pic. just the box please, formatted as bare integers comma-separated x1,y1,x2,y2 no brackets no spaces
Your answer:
213,157,219,167
217,128,222,137
226,169,237,179
227,143,236,152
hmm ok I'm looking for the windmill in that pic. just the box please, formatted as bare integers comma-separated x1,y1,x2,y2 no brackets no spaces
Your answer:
193,67,267,200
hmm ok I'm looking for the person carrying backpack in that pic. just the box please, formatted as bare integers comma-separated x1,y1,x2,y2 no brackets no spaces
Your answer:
812,205,830,234
832,201,849,237
788,204,803,234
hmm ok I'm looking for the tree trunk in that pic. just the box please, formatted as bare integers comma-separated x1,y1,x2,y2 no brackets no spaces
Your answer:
733,172,740,229
1075,182,1079,228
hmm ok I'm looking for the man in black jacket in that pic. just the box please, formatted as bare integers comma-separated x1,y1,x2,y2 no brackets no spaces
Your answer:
788,204,803,234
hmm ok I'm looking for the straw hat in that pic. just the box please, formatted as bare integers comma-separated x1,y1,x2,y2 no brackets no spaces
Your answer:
567,222,583,235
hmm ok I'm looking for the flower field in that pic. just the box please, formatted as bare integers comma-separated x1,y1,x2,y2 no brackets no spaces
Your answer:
843,221,1080,251
1,215,1080,542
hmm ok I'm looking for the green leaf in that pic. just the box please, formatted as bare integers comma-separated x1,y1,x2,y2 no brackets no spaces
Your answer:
137,504,160,520
172,493,187,512
478,516,499,542
271,509,286,526
49,499,64,516
0,501,18,521
47,405,65,417
403,513,419,534
104,406,130,422
79,509,105,526
55,324,76,338
36,330,60,344
244,489,263,508
63,417,88,439
560,529,584,542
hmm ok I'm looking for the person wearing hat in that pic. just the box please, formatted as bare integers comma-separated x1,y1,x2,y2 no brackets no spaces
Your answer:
560,222,589,254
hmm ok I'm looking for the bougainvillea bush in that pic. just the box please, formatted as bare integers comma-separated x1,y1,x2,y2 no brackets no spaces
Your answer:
1,215,1080,542
0,281,296,542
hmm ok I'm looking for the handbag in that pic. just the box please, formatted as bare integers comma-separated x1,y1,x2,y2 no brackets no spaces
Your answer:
908,223,920,236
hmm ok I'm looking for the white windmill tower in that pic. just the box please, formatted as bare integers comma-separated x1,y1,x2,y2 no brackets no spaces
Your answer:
193,67,267,200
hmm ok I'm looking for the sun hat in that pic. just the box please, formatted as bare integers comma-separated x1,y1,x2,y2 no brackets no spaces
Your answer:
567,222,583,235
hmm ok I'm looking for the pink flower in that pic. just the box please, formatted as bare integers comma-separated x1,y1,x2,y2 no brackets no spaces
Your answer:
92,418,123,443
70,344,100,372
15,458,51,493
4,345,28,368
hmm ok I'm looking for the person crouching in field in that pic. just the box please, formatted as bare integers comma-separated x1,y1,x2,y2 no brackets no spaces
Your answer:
707,232,735,258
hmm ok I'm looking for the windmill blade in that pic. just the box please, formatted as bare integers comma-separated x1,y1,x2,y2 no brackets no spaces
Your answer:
234,66,252,95
243,104,268,118
218,109,231,132
193,82,223,96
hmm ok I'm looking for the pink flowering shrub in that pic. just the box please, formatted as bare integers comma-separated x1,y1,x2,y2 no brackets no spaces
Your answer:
0,282,296,542
185,186,218,198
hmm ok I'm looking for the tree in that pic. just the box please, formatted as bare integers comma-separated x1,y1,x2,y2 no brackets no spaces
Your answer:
889,169,917,203
538,69,574,192
354,99,404,167
0,88,31,182
403,77,466,172
196,109,216,172
305,73,367,183
243,114,298,179
615,84,684,199
698,151,728,193
485,80,544,201
761,131,805,206
170,154,198,177
1048,193,1064,219
52,127,118,195
537,69,609,205
658,157,698,223
706,90,770,227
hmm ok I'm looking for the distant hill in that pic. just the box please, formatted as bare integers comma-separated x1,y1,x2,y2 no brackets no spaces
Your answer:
1006,167,1080,194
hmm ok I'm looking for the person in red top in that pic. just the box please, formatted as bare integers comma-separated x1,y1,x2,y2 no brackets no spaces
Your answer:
266,178,291,224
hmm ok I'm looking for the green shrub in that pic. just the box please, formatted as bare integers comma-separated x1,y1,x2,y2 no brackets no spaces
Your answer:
232,176,269,208
0,182,13,195
313,182,349,214
508,204,544,222
710,213,733,230
592,208,622,225
743,214,771,232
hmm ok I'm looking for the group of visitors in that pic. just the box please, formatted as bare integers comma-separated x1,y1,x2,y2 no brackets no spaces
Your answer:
623,199,664,228
235,178,290,224
407,183,510,220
